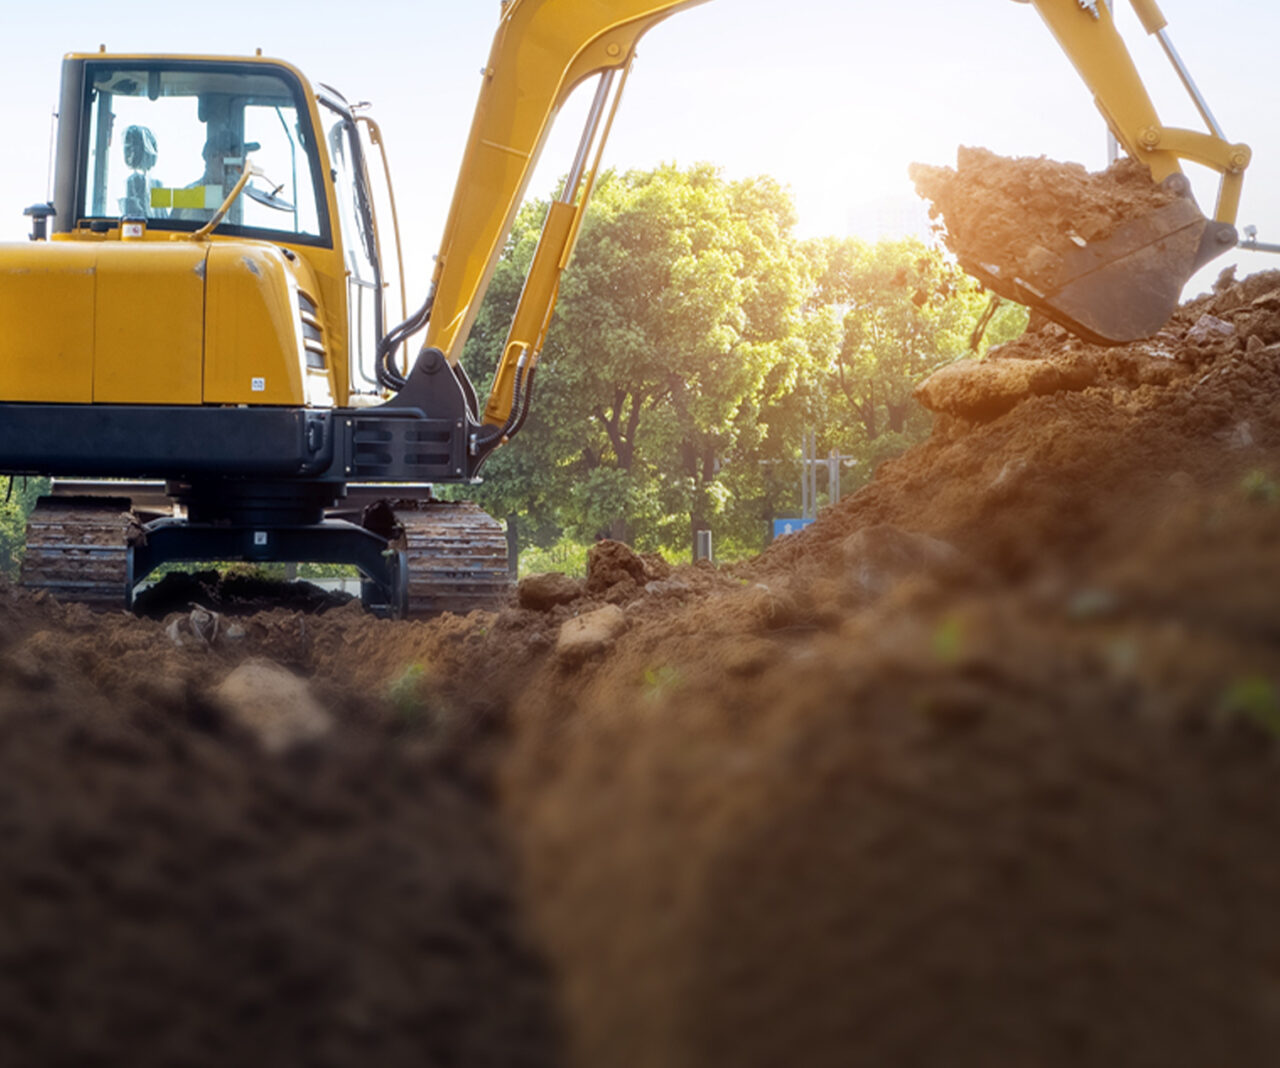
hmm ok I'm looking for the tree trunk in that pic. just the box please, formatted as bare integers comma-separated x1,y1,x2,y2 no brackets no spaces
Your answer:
688,445,716,560
859,396,877,441
505,513,519,577
609,516,631,545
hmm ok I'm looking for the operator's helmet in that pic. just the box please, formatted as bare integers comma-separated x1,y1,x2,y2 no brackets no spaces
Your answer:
122,125,158,172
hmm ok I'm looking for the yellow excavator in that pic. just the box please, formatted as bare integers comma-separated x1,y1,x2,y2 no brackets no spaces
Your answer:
0,0,1250,615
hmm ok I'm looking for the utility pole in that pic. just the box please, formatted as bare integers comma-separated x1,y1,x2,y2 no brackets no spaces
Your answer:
764,433,858,540
800,430,855,518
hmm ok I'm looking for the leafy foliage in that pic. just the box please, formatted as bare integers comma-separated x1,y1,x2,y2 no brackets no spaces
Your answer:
458,165,1026,559
0,478,48,578
796,236,1027,493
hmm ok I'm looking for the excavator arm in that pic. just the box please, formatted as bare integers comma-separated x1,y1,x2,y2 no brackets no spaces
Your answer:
999,0,1249,341
413,0,709,436
1026,0,1249,224
410,0,1250,443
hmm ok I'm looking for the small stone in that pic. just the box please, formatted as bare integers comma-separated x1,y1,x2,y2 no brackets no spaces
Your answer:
1066,588,1121,621
1247,334,1265,355
556,604,627,663
517,571,582,611
914,357,1074,422
842,525,969,599
1186,313,1235,346
1224,421,1255,449
989,457,1030,493
644,577,690,599
189,606,220,646
209,659,332,754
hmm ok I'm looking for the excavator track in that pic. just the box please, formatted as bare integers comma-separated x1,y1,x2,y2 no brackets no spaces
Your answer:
395,500,512,617
18,491,512,618
20,497,138,608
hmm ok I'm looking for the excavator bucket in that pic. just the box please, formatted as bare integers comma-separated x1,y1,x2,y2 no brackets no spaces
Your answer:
965,179,1238,346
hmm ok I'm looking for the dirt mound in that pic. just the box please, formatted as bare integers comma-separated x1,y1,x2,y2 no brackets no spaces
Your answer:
910,147,1178,287
497,269,1280,1066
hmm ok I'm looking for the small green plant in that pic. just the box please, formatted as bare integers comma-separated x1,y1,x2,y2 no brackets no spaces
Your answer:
1218,675,1280,737
641,664,683,703
1240,469,1280,507
519,539,591,578
388,662,429,720
296,563,361,579
931,614,966,666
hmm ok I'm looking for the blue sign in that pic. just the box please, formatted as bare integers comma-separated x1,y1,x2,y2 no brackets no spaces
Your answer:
772,517,815,540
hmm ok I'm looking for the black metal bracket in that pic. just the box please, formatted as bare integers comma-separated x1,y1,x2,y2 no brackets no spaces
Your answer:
130,517,408,617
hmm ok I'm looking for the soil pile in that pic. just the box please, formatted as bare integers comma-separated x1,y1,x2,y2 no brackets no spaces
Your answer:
3,269,1280,1066
910,147,1179,288
496,269,1280,1067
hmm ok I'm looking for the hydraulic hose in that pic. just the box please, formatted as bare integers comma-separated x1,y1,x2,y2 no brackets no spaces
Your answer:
375,287,435,391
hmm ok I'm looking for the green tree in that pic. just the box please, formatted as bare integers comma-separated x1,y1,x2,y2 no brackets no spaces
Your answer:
801,236,1026,486
0,477,49,578
462,164,805,556
458,172,1026,560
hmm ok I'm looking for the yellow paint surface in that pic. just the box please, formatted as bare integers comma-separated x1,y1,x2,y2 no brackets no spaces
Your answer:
93,243,207,404
0,244,97,402
204,244,306,405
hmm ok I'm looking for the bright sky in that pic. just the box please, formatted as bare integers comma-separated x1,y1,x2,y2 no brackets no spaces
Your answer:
2,0,1276,302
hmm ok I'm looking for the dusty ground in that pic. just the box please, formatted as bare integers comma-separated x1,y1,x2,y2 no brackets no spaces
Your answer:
3,267,1280,1066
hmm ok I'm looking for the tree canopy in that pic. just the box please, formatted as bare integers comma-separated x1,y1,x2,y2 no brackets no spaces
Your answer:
457,164,1026,560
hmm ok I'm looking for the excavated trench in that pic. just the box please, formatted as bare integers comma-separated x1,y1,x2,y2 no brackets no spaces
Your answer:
3,160,1280,1066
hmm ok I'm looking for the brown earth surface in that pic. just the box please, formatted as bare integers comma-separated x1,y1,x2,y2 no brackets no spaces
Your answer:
4,270,1280,1066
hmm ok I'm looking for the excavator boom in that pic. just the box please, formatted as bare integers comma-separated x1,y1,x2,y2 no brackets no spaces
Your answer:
419,0,710,431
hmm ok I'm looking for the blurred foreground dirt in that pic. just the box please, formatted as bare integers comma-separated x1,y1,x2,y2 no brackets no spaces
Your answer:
3,270,1280,1067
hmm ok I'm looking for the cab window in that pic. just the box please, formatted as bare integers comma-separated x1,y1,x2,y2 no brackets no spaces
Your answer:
81,62,327,242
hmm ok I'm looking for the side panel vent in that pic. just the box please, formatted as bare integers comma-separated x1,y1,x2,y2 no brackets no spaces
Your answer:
298,290,327,370
347,416,464,480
